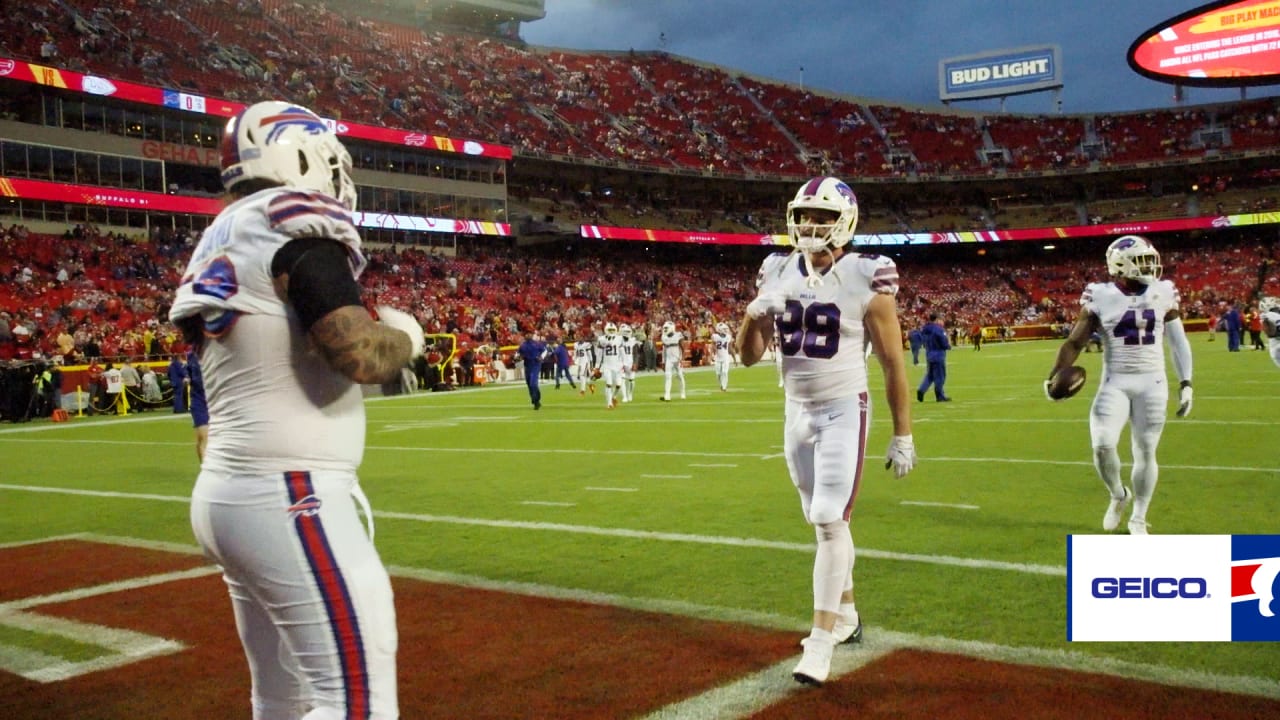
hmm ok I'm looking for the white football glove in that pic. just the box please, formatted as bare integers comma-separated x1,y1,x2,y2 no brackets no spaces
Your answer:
746,292,787,320
1176,384,1193,418
375,305,424,359
884,434,917,478
1042,379,1055,402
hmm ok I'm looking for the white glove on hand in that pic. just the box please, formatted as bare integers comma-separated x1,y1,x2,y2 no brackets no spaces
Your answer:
1177,385,1193,418
746,292,787,320
884,434,917,478
1043,379,1055,402
376,305,424,359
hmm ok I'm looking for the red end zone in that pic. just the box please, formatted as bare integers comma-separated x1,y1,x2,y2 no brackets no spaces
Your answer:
1,540,1278,719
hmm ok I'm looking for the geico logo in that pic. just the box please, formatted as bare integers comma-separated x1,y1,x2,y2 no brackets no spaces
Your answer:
1091,577,1208,599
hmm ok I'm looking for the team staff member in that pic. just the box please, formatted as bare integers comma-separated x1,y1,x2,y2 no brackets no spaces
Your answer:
171,101,422,720
517,330,547,410
916,313,952,402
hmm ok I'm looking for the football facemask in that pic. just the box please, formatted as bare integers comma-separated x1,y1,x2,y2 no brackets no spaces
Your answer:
786,176,858,252
220,100,357,211
1105,235,1162,284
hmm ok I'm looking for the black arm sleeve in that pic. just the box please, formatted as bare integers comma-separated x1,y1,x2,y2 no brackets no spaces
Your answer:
270,237,364,332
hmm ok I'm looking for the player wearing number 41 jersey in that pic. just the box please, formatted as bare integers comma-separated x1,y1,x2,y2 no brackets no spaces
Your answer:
737,176,915,688
1048,235,1193,537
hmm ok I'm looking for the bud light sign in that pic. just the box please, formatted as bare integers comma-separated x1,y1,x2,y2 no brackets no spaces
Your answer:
939,45,1062,101
1068,535,1280,641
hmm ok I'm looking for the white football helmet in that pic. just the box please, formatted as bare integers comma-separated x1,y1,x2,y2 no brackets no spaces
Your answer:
619,323,633,338
1105,235,1162,284
662,321,676,335
787,176,859,252
220,100,357,210
715,322,730,335
604,322,618,336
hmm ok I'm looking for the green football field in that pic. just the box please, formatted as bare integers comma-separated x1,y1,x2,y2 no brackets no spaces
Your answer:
1,337,1278,687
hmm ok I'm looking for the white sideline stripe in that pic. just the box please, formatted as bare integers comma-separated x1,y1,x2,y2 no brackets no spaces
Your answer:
688,463,738,468
900,500,980,510
0,484,1064,575
7,535,1277,703
638,644,897,720
520,501,576,507
641,474,693,479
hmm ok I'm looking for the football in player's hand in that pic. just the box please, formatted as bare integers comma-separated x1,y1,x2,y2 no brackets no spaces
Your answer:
1046,366,1087,400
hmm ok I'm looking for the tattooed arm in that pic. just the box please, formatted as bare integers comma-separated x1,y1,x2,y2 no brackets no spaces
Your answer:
271,237,411,384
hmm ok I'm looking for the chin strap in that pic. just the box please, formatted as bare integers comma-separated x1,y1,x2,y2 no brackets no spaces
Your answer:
803,246,839,288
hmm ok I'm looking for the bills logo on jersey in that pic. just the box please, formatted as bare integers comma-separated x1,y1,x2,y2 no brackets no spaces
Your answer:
1231,535,1280,641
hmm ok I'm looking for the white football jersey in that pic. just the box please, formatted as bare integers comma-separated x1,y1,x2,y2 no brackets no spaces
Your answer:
598,333,625,370
1081,279,1180,375
620,337,639,366
756,251,899,402
574,339,594,365
710,331,733,362
661,331,684,363
170,187,368,474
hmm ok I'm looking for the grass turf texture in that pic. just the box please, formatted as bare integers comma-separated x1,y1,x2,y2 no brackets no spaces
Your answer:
1,337,1276,682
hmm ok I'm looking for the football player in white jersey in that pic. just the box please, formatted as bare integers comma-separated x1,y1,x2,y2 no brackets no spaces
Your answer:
1262,296,1280,368
660,321,686,401
597,322,626,408
573,332,596,396
737,176,915,687
170,101,421,720
619,323,640,402
1047,235,1193,536
710,321,735,391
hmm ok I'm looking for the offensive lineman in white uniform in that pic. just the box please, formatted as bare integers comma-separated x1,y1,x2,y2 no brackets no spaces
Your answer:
619,323,639,402
1047,235,1193,536
710,321,735,391
737,176,915,686
171,101,423,720
660,321,686,401
597,322,625,408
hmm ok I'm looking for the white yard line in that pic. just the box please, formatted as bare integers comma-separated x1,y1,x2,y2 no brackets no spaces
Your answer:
900,500,980,510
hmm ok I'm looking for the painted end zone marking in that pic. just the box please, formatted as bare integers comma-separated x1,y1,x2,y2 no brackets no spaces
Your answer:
0,540,216,683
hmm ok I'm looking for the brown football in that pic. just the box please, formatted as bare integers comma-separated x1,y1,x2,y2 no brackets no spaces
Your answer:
1048,366,1087,400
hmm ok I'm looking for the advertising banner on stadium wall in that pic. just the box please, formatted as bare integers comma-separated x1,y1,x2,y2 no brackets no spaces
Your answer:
580,225,790,245
1128,0,1280,86
939,45,1062,101
583,213,1277,246
0,56,513,159
0,177,512,236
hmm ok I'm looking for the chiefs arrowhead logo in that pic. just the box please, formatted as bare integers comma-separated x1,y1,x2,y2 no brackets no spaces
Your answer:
0,59,15,76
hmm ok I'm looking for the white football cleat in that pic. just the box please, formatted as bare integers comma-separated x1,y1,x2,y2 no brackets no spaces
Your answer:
792,636,834,686
832,618,863,644
1128,518,1149,535
1102,487,1132,532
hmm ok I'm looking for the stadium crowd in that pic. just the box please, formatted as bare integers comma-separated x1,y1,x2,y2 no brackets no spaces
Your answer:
5,0,1280,178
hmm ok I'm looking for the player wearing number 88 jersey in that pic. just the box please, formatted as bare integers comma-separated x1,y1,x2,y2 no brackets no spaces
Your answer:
1047,235,1194,536
736,176,915,687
